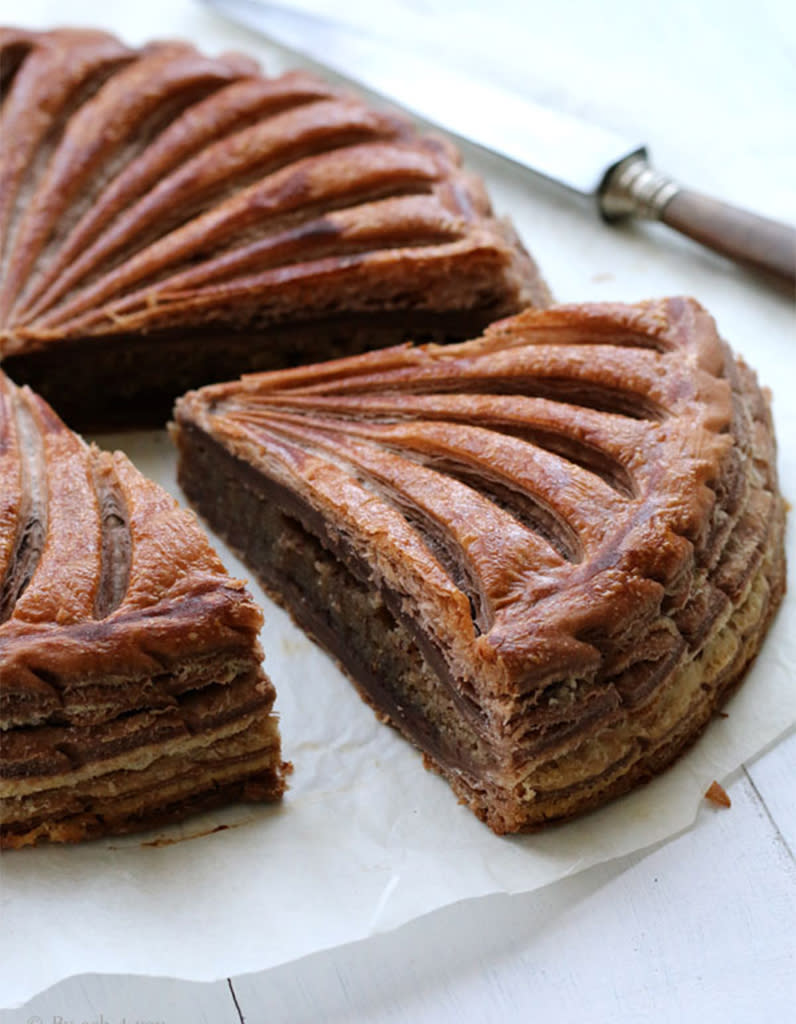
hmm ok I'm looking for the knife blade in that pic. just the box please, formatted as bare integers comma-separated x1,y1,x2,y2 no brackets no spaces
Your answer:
202,0,795,287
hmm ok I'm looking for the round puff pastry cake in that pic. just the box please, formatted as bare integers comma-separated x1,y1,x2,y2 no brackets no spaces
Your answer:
0,370,286,848
0,26,549,429
173,297,786,833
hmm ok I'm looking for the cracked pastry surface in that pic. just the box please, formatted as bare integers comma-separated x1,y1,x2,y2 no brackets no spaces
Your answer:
0,26,549,429
173,297,786,833
0,370,286,848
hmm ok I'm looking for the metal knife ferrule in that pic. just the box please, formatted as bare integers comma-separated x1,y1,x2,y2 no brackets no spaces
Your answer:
599,152,681,221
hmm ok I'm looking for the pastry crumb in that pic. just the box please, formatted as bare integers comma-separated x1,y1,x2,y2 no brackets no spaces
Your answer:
705,780,731,808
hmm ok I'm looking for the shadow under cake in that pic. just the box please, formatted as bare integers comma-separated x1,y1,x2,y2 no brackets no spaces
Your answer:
173,297,786,834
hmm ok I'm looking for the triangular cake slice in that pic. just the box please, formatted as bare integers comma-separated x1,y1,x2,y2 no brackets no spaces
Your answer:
0,27,549,430
0,370,286,848
173,297,785,833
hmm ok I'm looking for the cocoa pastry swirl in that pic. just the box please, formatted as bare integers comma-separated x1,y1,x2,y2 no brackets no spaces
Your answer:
0,27,549,429
174,297,786,834
0,370,286,848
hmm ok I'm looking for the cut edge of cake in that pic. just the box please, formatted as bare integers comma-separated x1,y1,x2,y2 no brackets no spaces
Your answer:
0,369,288,848
171,296,786,834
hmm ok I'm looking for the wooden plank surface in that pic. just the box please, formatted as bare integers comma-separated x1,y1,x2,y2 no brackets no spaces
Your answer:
745,728,796,858
0,976,241,1023
4,751,794,1024
228,770,796,1023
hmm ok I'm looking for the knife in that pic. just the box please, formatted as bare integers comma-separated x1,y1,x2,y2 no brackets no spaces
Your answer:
202,0,795,287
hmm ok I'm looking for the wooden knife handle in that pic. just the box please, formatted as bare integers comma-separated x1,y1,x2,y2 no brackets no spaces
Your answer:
660,189,796,288
600,152,795,289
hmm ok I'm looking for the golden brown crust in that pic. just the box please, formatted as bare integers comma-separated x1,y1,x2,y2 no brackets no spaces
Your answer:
0,26,549,426
0,369,286,847
174,296,786,833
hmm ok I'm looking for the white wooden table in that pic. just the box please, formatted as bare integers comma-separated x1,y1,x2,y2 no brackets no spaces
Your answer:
1,1,794,1019
2,730,794,1022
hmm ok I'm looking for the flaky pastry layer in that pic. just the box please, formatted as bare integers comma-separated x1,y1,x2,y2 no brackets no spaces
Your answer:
0,371,287,847
174,297,786,832
0,26,549,428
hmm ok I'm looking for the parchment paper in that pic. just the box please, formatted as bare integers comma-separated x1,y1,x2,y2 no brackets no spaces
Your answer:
1,0,794,1008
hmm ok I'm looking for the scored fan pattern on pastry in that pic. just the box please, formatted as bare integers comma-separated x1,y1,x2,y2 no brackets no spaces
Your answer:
0,369,285,847
174,297,786,832
0,27,548,427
